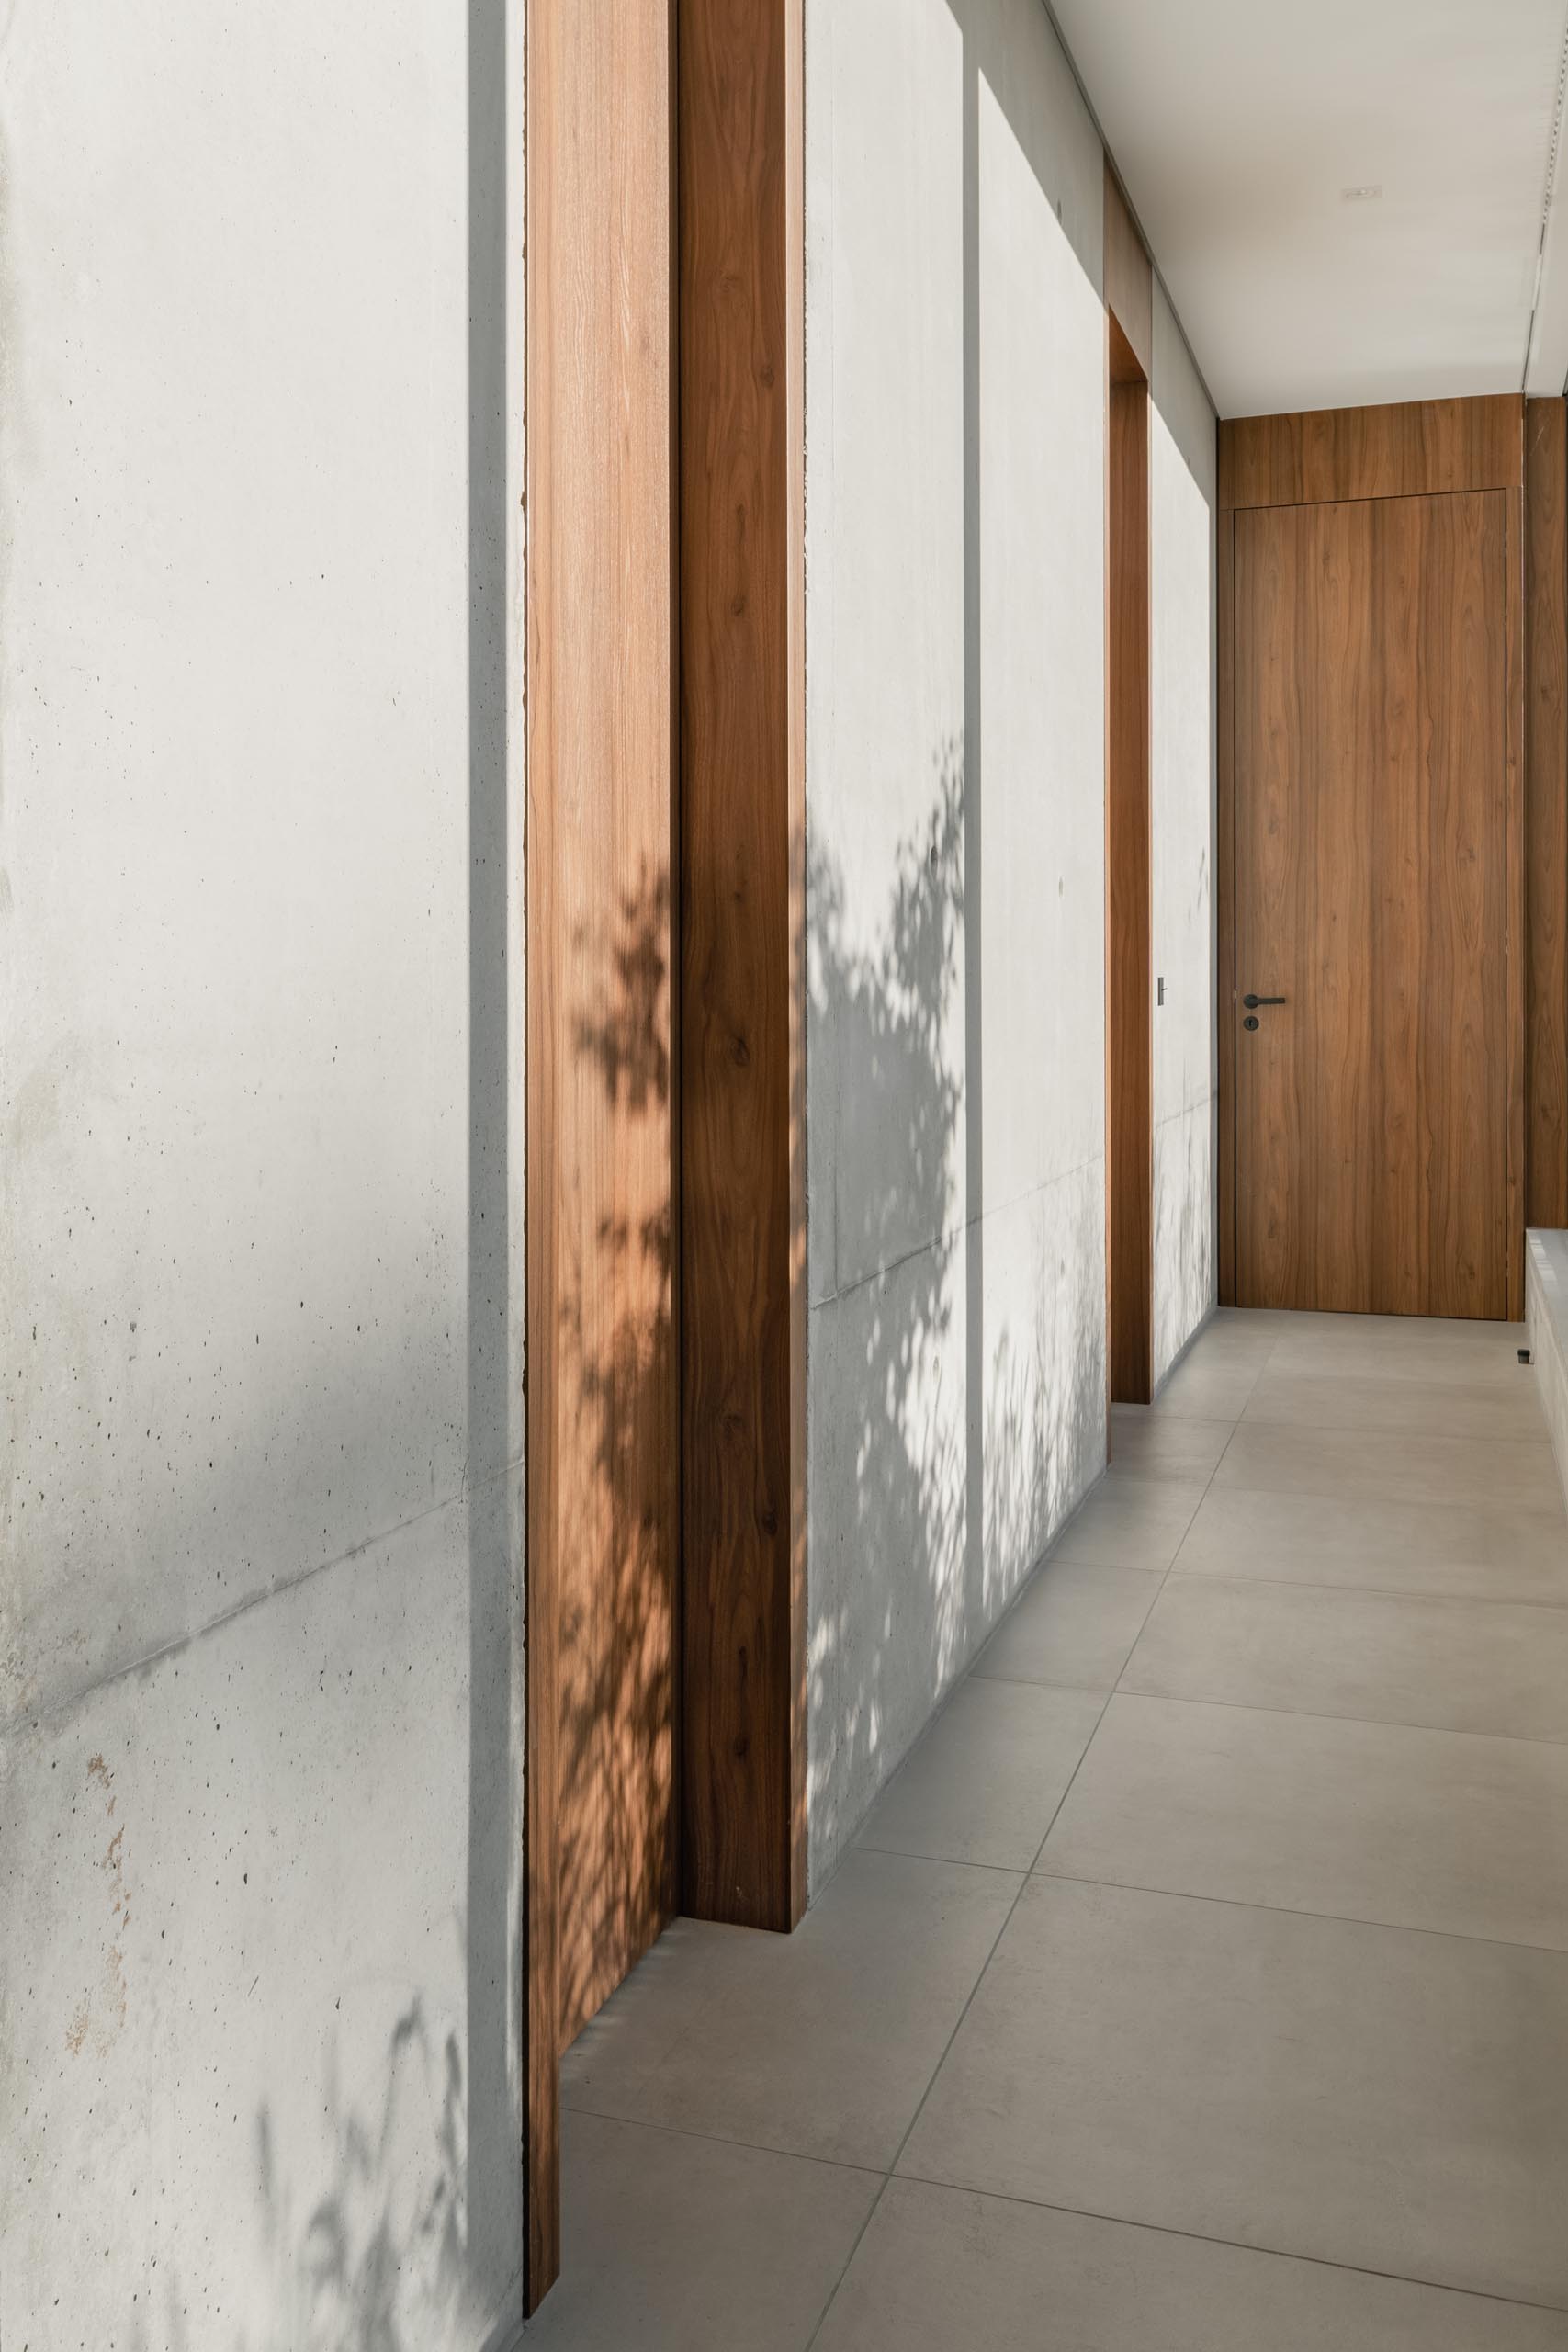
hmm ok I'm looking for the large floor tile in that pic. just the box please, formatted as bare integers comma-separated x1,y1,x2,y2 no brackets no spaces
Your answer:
1199,1306,1289,1348
560,1848,1019,2169
973,1558,1165,1690
814,2177,1568,2352
521,2111,880,2350
1121,1576,1568,1740
1244,1365,1551,1443
1213,1420,1562,1511
1039,1693,1568,1949
856,1677,1104,1870
1109,1408,1234,1484
898,1876,1568,2306
1152,1351,1266,1420
1264,1319,1528,1389
1171,1485,1568,1605
1047,1474,1208,1570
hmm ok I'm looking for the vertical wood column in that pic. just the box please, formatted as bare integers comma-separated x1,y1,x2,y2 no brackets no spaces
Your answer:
678,0,807,1931
1107,341,1153,1401
525,0,680,2308
1104,163,1155,1402
1527,396,1568,1232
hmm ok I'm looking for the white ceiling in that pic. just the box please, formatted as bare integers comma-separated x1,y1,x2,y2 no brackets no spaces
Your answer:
1049,0,1568,417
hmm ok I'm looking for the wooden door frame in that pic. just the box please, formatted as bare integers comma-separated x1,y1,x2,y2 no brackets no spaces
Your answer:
1216,394,1539,1321
523,0,807,2312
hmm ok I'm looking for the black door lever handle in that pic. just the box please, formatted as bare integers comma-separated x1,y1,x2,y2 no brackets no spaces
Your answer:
1243,993,1287,1009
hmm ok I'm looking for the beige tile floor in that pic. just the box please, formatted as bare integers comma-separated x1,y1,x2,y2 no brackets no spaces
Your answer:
524,1309,1568,2350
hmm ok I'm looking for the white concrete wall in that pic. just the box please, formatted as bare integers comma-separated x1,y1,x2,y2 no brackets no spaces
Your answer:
0,3,526,2344
1150,283,1219,1385
805,0,1115,1885
804,0,1218,1885
1527,1231,1568,1513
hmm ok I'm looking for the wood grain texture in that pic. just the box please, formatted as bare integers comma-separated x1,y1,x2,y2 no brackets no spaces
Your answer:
1526,398,1568,1233
784,0,808,1933
1234,492,1509,1317
1103,160,1152,380
525,0,681,2301
678,0,807,1932
1220,395,1523,512
1507,482,1527,1317
1216,502,1236,1306
1108,367,1153,1398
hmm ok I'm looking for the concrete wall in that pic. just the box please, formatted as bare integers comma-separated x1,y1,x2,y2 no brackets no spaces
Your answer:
804,0,1217,1885
805,0,1109,1885
1149,283,1219,1385
0,3,526,2344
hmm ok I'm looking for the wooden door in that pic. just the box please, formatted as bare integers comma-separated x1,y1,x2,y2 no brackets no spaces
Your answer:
1234,490,1508,1316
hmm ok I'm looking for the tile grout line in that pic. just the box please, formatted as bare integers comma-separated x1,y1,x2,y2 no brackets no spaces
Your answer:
1105,1680,1568,1751
1157,1563,1568,1613
556,2100,886,2180
1038,1679,1568,1752
1022,1860,1568,1962
1141,1562,1568,1621
881,2171,1568,2321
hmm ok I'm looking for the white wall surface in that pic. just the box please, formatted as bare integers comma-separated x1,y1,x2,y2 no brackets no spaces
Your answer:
805,0,1114,1886
1149,284,1219,1385
0,1,525,2342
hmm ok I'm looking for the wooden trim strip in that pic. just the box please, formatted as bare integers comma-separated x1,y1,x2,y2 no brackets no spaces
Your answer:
1507,473,1529,1317
784,0,808,1928
1526,397,1568,1233
1108,363,1154,1399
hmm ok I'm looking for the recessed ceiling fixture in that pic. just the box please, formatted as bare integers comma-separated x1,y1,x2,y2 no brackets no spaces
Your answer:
1340,185,1383,202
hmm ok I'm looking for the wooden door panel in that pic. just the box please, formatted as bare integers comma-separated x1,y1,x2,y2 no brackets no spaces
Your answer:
1235,491,1507,1317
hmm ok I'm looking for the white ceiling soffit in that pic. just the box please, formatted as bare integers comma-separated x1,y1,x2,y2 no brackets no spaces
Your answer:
1049,0,1568,418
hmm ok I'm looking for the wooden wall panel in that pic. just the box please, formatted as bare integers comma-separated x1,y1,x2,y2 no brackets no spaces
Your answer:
1508,481,1528,1317
1527,397,1568,1232
1108,367,1153,1397
1220,394,1523,512
525,0,680,2307
678,0,807,1932
1104,162,1152,379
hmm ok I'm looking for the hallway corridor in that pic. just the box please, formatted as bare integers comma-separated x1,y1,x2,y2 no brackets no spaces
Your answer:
525,1309,1568,2349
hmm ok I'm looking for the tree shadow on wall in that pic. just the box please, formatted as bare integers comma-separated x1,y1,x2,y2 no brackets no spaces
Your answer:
223,860,677,2352
242,1994,475,2352
808,749,965,1826
807,744,1105,1862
